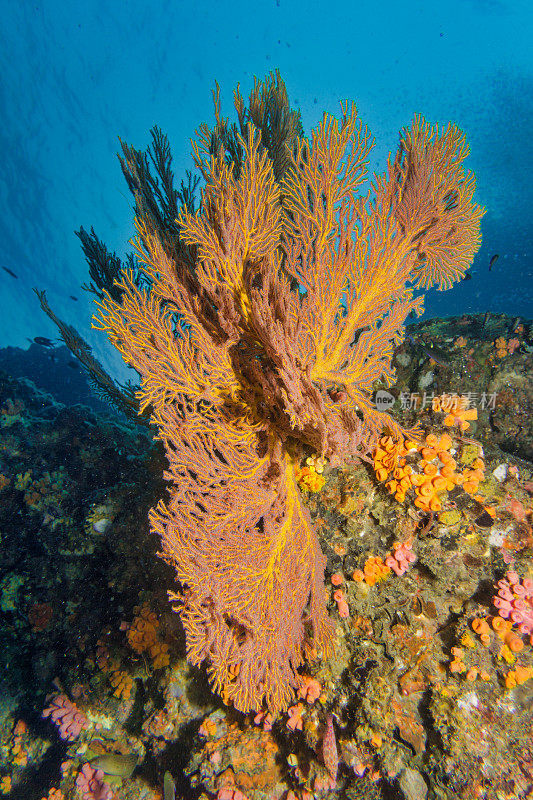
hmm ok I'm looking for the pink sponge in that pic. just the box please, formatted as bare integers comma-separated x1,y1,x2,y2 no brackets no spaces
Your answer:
76,763,114,800
385,540,416,576
217,789,249,800
42,694,90,741
493,571,533,635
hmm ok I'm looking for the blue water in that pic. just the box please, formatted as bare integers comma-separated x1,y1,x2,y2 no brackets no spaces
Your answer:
1,0,532,382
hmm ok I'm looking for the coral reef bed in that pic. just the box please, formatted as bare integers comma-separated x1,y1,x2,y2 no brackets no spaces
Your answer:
0,312,531,800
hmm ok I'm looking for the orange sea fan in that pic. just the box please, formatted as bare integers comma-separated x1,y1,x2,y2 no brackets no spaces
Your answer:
93,75,483,714
380,116,484,290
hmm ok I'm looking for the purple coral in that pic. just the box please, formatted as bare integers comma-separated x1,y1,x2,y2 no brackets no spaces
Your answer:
493,571,533,635
76,763,114,800
42,693,90,741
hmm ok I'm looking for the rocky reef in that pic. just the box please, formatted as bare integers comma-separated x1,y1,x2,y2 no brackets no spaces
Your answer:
0,312,531,800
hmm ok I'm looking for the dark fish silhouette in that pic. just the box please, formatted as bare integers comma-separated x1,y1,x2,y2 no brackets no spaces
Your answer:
508,316,522,334
406,335,450,367
489,254,499,271
479,311,491,332
461,273,472,282
32,336,56,347
2,266,18,278
70,295,79,301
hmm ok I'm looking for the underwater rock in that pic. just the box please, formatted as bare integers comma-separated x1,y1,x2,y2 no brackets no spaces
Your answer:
398,768,428,800
492,463,507,482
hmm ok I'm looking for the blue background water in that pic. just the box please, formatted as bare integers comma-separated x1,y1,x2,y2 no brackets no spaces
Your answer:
1,0,532,379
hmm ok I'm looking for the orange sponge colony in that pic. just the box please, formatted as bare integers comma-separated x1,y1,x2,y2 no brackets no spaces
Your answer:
352,555,392,587
373,435,413,504
126,604,170,669
461,459,485,495
295,455,326,493
432,394,477,432
127,604,159,653
109,668,134,699
505,665,533,689
373,431,485,512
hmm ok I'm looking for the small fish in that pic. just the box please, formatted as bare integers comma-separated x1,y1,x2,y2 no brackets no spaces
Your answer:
461,273,472,282
489,254,499,271
2,266,18,278
90,753,138,778
70,295,79,301
32,336,55,347
163,771,176,800
479,311,491,332
406,335,450,366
